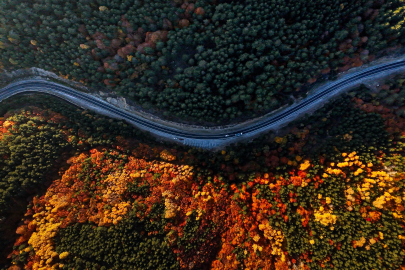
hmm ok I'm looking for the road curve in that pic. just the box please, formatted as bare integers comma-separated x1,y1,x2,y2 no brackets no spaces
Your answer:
2,57,405,149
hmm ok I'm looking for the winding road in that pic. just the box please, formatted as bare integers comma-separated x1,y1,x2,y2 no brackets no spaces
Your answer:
1,57,405,149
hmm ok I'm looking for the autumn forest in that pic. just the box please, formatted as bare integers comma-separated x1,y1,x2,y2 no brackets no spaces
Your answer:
2,0,405,269
0,74,405,270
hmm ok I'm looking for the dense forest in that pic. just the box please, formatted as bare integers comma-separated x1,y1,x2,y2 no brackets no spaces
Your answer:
1,0,405,124
1,74,405,269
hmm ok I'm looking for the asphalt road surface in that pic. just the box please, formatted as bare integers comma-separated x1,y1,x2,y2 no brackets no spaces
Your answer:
1,57,405,148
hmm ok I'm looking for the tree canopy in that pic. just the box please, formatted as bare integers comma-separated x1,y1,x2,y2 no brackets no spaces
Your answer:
1,0,405,124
